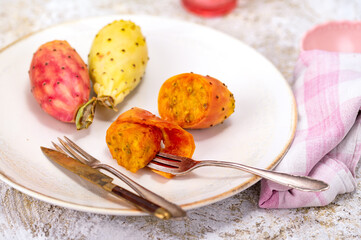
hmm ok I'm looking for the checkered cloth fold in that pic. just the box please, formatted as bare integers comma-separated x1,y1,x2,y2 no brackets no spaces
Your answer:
259,50,361,208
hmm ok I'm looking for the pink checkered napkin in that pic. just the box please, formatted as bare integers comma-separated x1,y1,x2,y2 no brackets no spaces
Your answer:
259,50,361,208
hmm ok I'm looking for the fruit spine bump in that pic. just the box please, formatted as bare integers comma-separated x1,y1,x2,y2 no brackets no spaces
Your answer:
88,20,149,110
29,40,97,130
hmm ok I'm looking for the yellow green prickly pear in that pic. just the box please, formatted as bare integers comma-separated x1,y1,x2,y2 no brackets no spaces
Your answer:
88,20,149,110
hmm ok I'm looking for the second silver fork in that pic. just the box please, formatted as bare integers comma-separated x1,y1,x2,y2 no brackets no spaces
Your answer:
55,136,186,218
149,152,329,192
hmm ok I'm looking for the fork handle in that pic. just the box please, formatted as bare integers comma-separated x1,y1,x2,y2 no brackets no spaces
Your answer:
97,164,186,218
196,161,329,192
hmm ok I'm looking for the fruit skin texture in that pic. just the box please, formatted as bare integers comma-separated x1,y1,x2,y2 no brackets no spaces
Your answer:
88,20,148,109
29,40,91,123
106,122,163,173
158,73,235,129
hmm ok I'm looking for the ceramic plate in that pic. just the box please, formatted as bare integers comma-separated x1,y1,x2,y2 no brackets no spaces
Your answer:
0,15,297,215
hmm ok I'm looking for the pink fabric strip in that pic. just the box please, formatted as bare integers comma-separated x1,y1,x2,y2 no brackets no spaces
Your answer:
259,50,361,208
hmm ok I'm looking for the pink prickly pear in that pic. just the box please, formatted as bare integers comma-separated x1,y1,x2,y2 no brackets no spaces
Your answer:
29,40,96,130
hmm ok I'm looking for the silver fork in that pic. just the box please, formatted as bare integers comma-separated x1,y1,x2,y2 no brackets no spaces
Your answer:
54,136,186,217
148,152,330,192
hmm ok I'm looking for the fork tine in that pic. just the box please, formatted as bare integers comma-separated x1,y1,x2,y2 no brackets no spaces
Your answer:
52,141,67,154
147,162,181,175
57,138,89,165
157,152,189,161
63,136,97,162
151,157,181,168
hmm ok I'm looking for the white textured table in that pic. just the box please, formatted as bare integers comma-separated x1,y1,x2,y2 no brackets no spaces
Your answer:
1,1,360,239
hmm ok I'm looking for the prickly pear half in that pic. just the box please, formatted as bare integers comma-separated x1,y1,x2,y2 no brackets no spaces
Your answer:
29,40,97,130
88,20,149,110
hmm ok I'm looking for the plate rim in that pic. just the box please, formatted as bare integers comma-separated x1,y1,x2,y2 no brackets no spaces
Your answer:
0,14,297,215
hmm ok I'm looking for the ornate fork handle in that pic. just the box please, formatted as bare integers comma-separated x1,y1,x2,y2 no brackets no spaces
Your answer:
192,160,329,192
95,163,186,217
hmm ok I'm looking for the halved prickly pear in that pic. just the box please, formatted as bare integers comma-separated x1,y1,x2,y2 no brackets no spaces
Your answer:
88,20,149,110
158,73,235,129
29,40,96,130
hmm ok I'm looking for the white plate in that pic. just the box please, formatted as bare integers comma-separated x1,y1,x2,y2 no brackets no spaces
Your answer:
0,15,297,215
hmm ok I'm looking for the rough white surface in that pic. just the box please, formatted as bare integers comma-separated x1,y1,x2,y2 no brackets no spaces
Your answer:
0,0,361,239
